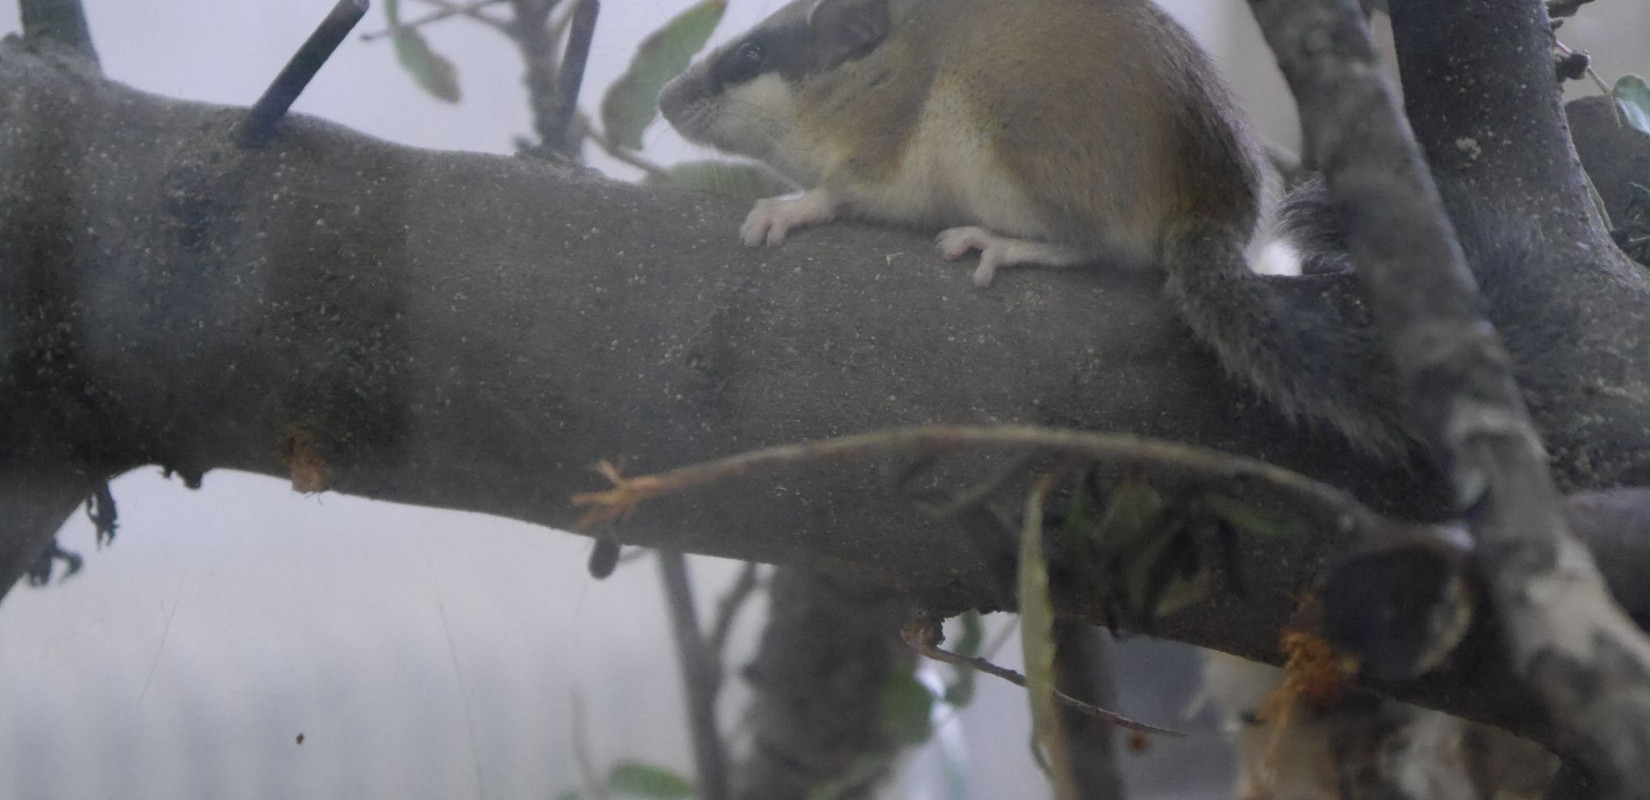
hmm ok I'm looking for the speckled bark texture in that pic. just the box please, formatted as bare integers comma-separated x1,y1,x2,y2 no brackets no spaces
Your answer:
1252,0,1650,793
3,0,1650,770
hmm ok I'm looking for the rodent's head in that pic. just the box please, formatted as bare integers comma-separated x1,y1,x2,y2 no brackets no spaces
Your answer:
658,0,890,175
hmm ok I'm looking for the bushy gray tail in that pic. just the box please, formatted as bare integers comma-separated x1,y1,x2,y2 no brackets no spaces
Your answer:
1159,219,1422,461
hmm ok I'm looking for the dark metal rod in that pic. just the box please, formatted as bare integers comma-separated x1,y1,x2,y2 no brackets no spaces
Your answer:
238,0,371,148
548,0,600,153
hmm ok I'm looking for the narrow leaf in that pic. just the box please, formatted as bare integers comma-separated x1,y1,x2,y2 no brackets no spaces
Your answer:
1201,494,1296,539
1019,474,1077,800
955,610,985,657
941,610,984,707
392,27,462,103
1095,477,1165,555
880,670,937,745
1614,74,1650,136
602,0,727,150
607,761,695,799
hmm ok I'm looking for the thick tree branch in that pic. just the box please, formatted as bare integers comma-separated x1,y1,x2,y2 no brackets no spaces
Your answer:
1384,4,1650,499
1251,0,1650,792
0,39,1462,592
3,32,1650,754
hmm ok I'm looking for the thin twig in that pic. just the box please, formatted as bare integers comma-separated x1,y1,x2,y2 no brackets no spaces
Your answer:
360,0,510,41
707,561,762,655
545,0,599,153
902,621,1184,737
413,0,513,34
1553,39,1622,126
657,550,732,800
572,424,1375,535
239,0,370,148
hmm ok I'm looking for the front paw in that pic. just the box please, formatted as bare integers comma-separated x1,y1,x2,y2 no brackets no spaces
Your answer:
740,198,795,247
739,189,839,247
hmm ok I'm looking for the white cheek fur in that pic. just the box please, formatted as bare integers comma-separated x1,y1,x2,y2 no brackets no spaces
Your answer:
704,74,800,164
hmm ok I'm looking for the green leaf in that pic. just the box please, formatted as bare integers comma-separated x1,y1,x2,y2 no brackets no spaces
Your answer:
1095,477,1166,555
954,609,985,657
880,670,936,745
1201,494,1296,539
602,0,727,150
648,160,790,202
392,27,462,103
1614,74,1650,136
941,611,983,707
381,0,462,103
1019,476,1076,800
1054,473,1103,567
1150,567,1213,618
607,761,695,799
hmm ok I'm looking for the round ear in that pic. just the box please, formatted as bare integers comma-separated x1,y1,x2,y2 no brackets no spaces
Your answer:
805,0,890,72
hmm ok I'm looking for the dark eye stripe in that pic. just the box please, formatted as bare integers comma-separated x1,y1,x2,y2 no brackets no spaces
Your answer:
705,17,814,91
714,38,769,87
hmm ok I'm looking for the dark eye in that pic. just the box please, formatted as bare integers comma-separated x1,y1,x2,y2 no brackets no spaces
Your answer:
736,41,766,66
723,40,768,83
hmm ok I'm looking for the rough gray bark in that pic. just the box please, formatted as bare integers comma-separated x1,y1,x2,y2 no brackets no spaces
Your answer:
732,570,912,800
18,0,96,63
1568,95,1650,231
1055,622,1127,800
1254,0,1650,793
2,3,1650,764
0,36,1447,594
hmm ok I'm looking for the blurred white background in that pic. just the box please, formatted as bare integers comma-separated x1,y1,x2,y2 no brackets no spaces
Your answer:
0,1,1644,798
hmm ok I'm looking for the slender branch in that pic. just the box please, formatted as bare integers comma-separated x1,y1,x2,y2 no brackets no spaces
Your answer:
508,0,565,151
238,0,370,148
573,424,1376,534
902,621,1183,737
1552,40,1619,122
1250,0,1650,793
657,550,731,800
360,0,510,40
1053,621,1128,800
543,0,598,154
707,561,761,655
